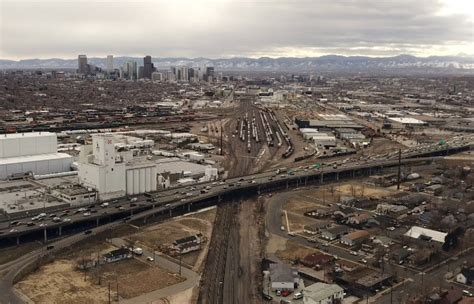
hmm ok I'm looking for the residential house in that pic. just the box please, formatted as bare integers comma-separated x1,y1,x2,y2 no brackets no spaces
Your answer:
321,225,350,241
269,263,299,291
456,267,474,285
103,248,132,263
340,230,370,246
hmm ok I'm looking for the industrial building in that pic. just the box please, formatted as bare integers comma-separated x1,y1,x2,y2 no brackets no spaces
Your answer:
0,132,73,180
303,282,344,304
78,134,157,200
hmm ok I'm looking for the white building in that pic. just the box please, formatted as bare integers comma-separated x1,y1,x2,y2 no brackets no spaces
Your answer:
0,132,72,180
303,282,344,304
78,134,157,200
404,226,447,243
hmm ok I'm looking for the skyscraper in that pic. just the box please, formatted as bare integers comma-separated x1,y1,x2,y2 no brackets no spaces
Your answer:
180,66,189,82
126,61,137,80
143,55,154,79
78,55,88,74
106,55,114,72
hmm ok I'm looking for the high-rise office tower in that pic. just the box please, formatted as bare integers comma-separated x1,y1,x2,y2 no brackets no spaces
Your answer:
106,55,114,72
78,55,88,74
170,66,177,77
180,66,189,82
206,66,215,77
126,61,138,80
143,55,154,79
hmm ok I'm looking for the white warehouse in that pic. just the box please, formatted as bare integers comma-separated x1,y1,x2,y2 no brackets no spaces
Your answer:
78,134,157,200
0,132,73,180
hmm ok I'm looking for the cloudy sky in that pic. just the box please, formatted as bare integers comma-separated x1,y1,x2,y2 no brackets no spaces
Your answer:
1,0,473,59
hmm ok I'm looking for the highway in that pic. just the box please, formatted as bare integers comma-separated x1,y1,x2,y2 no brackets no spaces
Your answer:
0,139,472,243
0,140,471,304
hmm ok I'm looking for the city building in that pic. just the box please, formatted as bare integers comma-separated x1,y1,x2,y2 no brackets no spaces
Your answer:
78,55,88,74
78,134,157,200
303,282,344,304
179,66,189,82
106,55,114,72
0,132,73,180
143,55,155,79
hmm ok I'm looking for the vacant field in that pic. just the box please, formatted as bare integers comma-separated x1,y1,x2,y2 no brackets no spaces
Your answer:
275,240,317,262
15,259,110,304
335,182,394,199
127,207,216,267
15,258,184,303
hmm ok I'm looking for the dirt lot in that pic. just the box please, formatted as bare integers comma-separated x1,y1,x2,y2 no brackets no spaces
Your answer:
15,258,184,303
335,182,394,199
127,207,216,268
275,240,317,262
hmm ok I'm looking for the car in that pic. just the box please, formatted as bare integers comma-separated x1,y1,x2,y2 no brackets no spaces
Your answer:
262,293,273,300
387,226,396,231
119,206,125,210
39,223,47,227
276,290,281,296
350,251,358,256
288,232,295,237
462,290,473,297
83,212,91,217
147,256,154,262
322,242,329,247
27,222,35,226
9,229,17,233
53,217,62,222
63,218,71,223
360,258,368,264
280,226,285,231
293,292,303,300
281,290,290,297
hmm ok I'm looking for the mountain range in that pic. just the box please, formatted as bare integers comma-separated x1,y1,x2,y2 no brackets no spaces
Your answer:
1,55,473,73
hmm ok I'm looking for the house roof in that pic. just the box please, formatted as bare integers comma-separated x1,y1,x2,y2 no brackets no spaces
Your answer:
460,267,474,282
343,230,370,241
269,263,297,283
303,282,343,301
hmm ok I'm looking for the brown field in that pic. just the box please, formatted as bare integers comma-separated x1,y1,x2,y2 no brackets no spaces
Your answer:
127,207,216,267
275,240,317,262
15,258,184,303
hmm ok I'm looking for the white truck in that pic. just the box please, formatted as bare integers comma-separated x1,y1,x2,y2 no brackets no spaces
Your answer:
132,247,143,255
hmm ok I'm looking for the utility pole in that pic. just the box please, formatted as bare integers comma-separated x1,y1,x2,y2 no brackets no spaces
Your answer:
179,248,182,276
397,149,402,190
108,282,111,304
220,123,223,156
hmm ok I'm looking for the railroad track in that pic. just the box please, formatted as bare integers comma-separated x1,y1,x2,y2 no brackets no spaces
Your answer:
197,202,237,304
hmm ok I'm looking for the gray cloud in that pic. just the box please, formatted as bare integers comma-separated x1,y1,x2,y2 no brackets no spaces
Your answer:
0,0,473,59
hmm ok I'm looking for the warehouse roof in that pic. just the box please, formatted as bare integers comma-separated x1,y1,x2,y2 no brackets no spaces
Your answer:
389,117,426,125
303,282,343,301
0,153,72,165
156,158,208,175
0,132,55,139
404,226,447,243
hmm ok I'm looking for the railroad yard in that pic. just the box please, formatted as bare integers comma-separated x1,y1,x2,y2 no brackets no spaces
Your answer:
0,70,473,304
